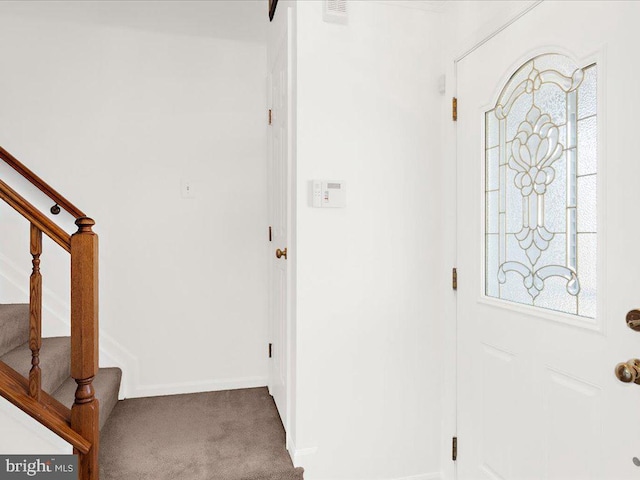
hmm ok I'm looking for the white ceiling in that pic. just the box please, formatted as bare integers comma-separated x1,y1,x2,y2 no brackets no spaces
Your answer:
0,0,268,43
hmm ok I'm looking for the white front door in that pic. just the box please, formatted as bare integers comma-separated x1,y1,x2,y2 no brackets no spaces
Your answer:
268,24,289,427
457,2,640,479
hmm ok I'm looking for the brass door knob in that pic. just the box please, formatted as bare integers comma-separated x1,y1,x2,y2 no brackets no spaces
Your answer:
615,359,640,384
276,248,287,260
626,310,640,331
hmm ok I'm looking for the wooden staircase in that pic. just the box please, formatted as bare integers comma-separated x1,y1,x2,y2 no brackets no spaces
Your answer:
0,147,117,480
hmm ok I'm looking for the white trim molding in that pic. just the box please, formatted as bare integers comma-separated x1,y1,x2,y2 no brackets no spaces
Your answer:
299,472,442,480
285,435,318,468
284,435,440,480
129,376,268,399
394,473,443,480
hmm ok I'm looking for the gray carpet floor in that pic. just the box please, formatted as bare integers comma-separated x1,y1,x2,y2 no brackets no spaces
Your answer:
100,387,303,480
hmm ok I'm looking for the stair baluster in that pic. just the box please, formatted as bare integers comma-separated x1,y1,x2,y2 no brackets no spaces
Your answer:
70,217,99,480
28,223,42,401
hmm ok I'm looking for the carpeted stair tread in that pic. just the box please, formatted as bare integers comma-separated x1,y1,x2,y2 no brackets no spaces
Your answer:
1,336,70,394
53,367,122,430
0,304,29,358
99,387,302,480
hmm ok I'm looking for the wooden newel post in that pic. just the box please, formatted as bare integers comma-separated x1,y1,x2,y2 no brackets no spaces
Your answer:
70,217,99,480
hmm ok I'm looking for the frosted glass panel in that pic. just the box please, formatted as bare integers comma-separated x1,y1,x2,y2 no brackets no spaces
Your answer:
578,65,597,120
486,112,500,149
487,192,499,234
577,175,596,233
544,152,567,233
487,147,500,191
485,54,597,318
577,117,597,176
536,83,566,126
506,93,533,140
537,233,566,268
535,277,578,314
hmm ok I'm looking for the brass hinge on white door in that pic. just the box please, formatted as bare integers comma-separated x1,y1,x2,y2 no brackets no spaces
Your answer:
268,109,272,125
452,436,457,461
452,267,458,290
452,97,458,122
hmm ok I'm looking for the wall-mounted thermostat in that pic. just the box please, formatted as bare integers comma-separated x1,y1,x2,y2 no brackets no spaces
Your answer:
312,180,346,208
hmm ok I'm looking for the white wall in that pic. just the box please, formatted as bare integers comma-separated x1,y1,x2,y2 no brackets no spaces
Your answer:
0,1,269,400
0,402,72,455
290,2,444,478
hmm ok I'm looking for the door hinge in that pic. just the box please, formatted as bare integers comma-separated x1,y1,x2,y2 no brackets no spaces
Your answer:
269,343,273,358
452,267,458,290
452,436,457,461
268,109,272,125
452,97,458,122
269,226,272,242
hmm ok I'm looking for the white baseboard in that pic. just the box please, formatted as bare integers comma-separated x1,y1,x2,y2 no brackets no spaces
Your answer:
129,376,268,399
396,473,442,480
287,443,440,480
285,434,441,480
286,435,318,468
299,472,441,480
303,474,441,480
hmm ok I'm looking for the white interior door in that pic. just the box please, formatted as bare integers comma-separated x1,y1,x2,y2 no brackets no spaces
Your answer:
268,25,289,427
457,2,640,479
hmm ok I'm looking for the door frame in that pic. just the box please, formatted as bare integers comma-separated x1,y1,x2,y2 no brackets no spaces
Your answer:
441,2,544,478
267,4,297,462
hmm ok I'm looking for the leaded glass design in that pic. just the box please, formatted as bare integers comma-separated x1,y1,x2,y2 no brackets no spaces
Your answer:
485,54,597,318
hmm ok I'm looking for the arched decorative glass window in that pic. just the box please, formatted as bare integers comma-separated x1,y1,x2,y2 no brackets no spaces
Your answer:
485,53,597,318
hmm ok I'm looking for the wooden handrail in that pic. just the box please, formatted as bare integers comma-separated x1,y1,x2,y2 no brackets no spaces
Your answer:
0,362,91,454
0,146,85,218
0,177,71,252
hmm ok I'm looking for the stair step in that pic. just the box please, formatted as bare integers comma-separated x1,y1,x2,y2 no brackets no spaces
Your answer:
0,304,29,358
1,337,70,394
53,368,122,430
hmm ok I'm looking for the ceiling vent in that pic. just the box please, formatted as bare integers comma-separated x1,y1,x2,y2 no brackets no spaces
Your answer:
323,0,348,24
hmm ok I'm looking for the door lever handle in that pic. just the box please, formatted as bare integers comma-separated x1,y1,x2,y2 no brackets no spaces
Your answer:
615,359,640,384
